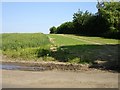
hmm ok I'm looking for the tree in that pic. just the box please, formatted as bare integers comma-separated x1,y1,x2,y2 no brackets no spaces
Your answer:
49,1,120,39
73,10,92,34
84,15,109,36
56,22,75,34
97,1,120,38
49,26,57,34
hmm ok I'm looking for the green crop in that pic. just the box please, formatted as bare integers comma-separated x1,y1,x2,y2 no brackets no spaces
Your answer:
2,33,51,51
1,33,52,59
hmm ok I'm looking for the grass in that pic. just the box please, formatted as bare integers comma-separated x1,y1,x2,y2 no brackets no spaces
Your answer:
65,34,119,44
47,34,119,70
1,33,119,70
48,34,89,46
1,33,51,59
2,33,51,50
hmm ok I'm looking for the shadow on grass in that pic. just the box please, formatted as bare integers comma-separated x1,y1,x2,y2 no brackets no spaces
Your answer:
37,44,120,72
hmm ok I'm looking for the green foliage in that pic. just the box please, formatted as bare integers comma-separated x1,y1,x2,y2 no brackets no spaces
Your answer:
49,26,57,34
2,33,51,59
2,33,51,51
73,10,92,34
47,34,119,64
97,1,120,38
84,15,109,36
48,34,88,46
69,58,80,64
49,1,120,39
56,22,75,34
1,33,119,65
37,48,51,57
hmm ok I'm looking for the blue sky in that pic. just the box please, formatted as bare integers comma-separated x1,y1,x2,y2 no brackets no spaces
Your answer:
2,2,98,34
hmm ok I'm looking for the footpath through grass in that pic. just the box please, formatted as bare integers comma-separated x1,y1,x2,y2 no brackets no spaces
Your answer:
47,34,119,71
47,34,89,46
48,34,119,45
63,34,119,45
1,33,119,71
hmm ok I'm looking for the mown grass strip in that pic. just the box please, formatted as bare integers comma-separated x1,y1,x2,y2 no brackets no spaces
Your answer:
47,34,89,46
64,34,119,45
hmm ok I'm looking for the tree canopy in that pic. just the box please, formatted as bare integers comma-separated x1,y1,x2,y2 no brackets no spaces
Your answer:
49,26,57,34
49,1,120,39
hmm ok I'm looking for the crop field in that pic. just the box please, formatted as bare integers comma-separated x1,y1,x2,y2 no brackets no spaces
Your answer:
1,33,119,70
2,33,51,50
1,33,51,59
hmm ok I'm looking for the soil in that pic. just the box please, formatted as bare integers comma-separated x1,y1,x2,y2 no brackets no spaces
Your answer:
1,55,119,88
2,69,118,88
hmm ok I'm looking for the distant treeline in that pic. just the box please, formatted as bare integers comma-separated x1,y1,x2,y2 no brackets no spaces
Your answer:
49,1,120,39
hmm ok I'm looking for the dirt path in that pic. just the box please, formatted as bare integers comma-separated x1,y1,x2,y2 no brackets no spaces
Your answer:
2,69,118,88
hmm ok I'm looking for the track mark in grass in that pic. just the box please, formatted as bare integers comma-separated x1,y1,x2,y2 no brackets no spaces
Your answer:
48,34,88,46
63,34,119,45
76,36,118,45
59,34,102,45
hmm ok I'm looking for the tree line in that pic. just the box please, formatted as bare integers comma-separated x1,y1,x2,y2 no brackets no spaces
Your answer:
49,1,120,39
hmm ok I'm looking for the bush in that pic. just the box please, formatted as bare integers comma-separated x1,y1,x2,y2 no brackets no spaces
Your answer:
37,49,51,57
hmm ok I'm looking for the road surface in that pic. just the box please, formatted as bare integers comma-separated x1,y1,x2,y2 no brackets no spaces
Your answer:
2,69,118,88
